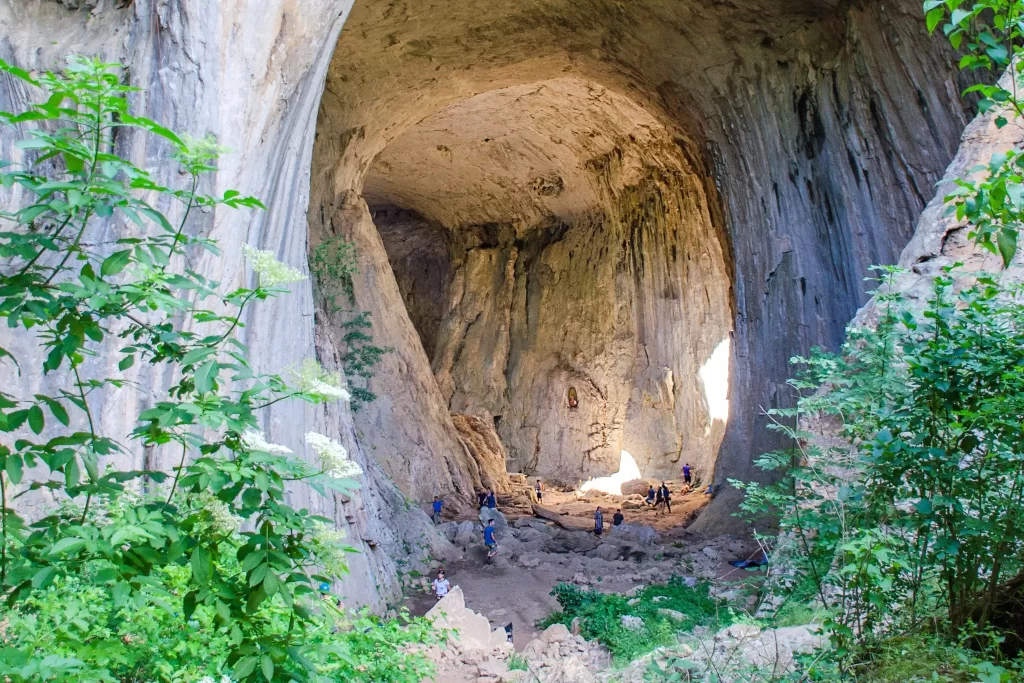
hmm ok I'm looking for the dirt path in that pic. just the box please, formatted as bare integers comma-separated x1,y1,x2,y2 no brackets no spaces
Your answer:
404,487,724,652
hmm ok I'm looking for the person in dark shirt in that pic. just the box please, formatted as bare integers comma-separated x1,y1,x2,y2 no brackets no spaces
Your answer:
431,496,443,524
659,482,672,513
613,509,624,526
654,485,664,513
483,519,498,557
535,479,543,502
477,490,488,509
682,463,692,485
645,486,656,508
594,507,604,536
486,490,497,509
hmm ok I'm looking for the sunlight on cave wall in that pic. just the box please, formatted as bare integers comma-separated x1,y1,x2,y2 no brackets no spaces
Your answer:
699,338,731,428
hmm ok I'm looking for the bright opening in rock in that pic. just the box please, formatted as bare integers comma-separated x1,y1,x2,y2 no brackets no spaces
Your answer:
578,450,643,496
699,338,731,426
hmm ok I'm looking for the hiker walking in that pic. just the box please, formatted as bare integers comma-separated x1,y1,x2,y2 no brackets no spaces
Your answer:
483,519,498,558
477,490,488,509
682,462,692,486
653,485,664,513
431,496,443,524
659,482,672,514
594,507,604,536
432,569,450,600
486,489,497,509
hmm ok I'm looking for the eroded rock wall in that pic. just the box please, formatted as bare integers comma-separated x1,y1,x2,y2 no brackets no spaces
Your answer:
308,0,976,511
0,0,452,609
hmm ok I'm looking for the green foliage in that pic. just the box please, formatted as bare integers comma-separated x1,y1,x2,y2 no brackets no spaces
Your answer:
733,268,1024,674
0,56,433,681
924,0,1024,266
506,653,529,671
309,237,391,411
539,579,729,662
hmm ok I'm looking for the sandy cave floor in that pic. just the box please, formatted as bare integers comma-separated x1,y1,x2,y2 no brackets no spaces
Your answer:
402,487,761,651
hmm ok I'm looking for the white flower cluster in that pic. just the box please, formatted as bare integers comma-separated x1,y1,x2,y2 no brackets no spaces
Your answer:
292,359,351,403
195,676,233,683
240,429,292,455
305,431,363,479
311,521,349,576
194,491,241,535
242,244,307,288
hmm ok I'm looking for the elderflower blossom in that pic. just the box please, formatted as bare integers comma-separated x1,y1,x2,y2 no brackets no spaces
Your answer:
194,676,233,683
240,429,292,455
311,521,349,576
291,358,351,403
305,431,363,479
243,243,307,288
194,491,241,535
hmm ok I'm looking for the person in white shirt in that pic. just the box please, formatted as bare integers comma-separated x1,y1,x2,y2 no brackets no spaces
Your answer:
432,569,451,600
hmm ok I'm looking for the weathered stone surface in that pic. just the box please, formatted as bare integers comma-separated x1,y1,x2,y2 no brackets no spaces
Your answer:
453,414,513,494
608,524,661,546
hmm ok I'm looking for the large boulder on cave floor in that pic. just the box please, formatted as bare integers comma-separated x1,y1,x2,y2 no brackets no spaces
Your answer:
608,523,661,545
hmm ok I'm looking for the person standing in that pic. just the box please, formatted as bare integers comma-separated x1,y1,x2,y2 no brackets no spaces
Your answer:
535,479,543,502
486,489,497,509
659,482,672,514
682,463,692,486
483,519,498,557
431,496,443,524
594,507,604,536
654,485,664,513
432,569,450,600
613,509,624,526
477,490,488,509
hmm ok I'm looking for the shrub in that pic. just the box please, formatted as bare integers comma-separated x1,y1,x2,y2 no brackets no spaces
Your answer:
539,578,730,662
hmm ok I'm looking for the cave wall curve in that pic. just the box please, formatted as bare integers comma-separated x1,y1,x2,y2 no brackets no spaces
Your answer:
307,0,976,506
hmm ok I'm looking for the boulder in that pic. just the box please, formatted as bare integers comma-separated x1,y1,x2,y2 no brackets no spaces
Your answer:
608,523,661,545
621,478,658,497
479,506,508,531
426,586,510,651
545,656,598,683
657,608,686,622
541,623,571,643
454,520,477,547
621,615,644,631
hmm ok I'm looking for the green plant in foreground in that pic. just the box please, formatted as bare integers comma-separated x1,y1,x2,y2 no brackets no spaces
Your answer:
539,579,731,663
0,56,434,681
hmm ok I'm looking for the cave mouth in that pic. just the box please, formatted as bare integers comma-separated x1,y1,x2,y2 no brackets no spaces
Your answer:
365,76,734,486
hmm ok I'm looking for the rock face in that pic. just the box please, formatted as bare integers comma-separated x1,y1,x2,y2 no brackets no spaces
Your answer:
452,414,513,494
307,0,977,505
0,0,987,614
0,0,449,610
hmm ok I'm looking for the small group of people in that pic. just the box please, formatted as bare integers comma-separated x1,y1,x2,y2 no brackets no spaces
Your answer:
476,489,497,509
593,506,626,535
644,482,673,513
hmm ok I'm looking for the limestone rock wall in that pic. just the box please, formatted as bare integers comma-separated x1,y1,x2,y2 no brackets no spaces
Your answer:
307,0,976,509
0,0,450,610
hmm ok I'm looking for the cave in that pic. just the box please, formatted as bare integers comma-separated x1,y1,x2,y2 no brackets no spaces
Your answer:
306,0,974,523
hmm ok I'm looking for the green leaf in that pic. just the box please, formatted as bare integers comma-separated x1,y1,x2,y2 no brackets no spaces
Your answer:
926,7,944,32
234,656,259,679
4,454,23,485
180,347,216,367
27,404,44,434
997,228,1017,267
118,355,135,371
101,250,132,276
193,360,218,394
260,654,275,682
190,545,212,585
950,7,972,25
40,396,69,426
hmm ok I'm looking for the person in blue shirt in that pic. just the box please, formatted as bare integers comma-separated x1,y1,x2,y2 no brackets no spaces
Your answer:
682,463,692,486
483,519,498,557
431,496,443,524
644,485,656,508
486,490,497,509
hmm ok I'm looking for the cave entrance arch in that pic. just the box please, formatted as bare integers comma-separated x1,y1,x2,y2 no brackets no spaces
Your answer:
310,69,733,493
